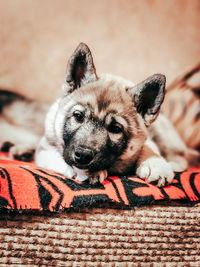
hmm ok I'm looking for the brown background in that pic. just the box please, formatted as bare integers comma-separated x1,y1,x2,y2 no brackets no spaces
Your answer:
0,0,199,103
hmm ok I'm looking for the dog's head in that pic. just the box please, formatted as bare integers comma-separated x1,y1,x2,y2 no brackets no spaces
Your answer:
56,43,166,175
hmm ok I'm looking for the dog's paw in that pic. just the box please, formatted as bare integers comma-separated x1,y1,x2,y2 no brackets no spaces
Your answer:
89,170,108,184
136,156,174,187
167,155,188,172
9,144,35,162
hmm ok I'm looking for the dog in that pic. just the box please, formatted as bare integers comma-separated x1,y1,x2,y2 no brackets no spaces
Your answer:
0,43,191,186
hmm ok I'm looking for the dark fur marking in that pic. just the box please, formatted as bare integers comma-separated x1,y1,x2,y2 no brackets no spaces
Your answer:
0,90,24,113
71,53,87,88
97,92,111,112
63,122,77,147
183,64,200,80
137,82,162,117
194,109,200,122
13,150,35,162
0,142,14,152
193,87,200,98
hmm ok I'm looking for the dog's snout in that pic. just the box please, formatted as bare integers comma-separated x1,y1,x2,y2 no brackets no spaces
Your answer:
74,148,94,165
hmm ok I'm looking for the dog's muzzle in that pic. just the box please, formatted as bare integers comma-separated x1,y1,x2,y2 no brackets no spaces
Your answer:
73,147,94,166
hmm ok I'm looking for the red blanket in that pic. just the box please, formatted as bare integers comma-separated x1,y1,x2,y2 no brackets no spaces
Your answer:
0,153,199,211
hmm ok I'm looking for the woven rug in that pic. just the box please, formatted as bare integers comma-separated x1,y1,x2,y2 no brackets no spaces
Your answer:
0,204,200,266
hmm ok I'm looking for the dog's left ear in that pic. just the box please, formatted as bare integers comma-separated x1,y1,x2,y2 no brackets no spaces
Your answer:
63,43,98,94
130,74,166,126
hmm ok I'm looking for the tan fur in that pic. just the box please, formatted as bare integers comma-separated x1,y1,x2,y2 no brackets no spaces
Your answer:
162,63,200,152
36,74,149,178
36,71,177,185
137,140,160,166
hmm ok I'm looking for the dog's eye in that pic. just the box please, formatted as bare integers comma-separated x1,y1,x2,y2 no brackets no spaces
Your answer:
73,111,84,123
108,122,123,134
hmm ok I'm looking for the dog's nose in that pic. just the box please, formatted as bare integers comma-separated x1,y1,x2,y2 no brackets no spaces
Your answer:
74,148,94,165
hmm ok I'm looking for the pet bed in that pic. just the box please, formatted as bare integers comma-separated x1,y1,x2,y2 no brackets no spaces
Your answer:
0,154,200,211
0,152,200,266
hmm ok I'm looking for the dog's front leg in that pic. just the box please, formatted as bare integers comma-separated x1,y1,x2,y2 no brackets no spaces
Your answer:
136,138,174,187
148,113,188,171
35,137,75,178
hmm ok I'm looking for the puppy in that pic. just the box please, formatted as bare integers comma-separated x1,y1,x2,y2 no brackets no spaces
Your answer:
33,43,189,186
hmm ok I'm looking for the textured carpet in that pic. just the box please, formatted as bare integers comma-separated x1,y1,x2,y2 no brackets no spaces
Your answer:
0,203,200,266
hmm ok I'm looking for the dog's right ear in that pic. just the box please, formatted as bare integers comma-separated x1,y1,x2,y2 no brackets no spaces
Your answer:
130,74,166,126
63,43,98,94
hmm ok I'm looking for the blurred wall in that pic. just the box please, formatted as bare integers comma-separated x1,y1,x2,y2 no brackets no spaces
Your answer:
0,0,199,102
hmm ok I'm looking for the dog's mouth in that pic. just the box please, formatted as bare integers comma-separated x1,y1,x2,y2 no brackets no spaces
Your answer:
72,161,92,170
64,146,117,172
71,154,115,173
